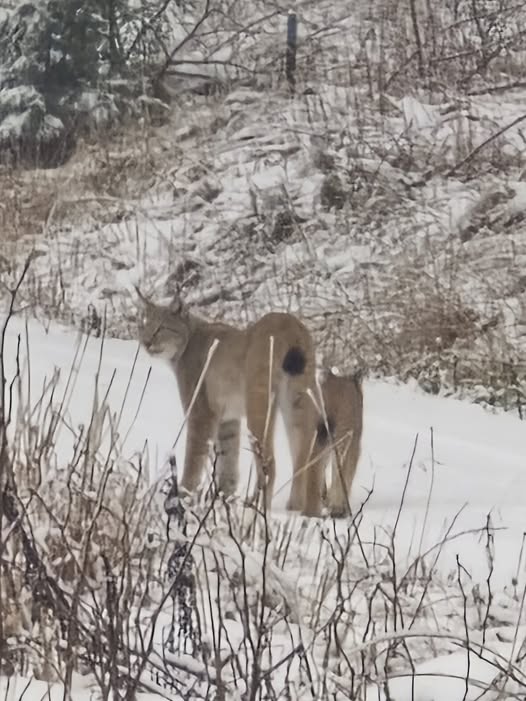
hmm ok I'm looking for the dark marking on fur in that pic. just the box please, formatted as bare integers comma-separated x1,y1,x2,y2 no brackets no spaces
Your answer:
316,416,335,445
218,420,239,442
282,346,306,375
352,369,364,386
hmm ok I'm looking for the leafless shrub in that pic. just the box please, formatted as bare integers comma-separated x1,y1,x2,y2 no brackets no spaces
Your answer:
352,0,526,95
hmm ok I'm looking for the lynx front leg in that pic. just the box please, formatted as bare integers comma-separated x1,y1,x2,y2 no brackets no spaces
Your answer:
327,432,359,518
180,397,218,496
214,419,241,497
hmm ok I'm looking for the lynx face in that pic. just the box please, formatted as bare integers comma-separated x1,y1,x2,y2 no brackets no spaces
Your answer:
137,299,190,361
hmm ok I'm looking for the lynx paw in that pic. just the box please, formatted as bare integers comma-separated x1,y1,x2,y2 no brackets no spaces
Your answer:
328,502,351,519
286,490,304,512
301,503,322,518
216,475,238,498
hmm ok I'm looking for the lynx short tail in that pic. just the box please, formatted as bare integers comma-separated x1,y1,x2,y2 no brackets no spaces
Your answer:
282,346,306,375
316,416,335,445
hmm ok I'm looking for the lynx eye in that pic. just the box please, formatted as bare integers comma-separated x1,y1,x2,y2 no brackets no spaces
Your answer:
150,324,163,341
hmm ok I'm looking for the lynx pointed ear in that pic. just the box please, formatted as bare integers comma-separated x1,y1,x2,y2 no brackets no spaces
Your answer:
318,364,334,383
353,368,364,385
168,291,185,315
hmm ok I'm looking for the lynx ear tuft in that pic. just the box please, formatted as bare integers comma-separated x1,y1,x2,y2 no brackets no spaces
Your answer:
134,285,150,306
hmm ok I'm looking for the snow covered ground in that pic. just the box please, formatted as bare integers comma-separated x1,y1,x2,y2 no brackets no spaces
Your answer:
5,314,524,584
2,313,525,698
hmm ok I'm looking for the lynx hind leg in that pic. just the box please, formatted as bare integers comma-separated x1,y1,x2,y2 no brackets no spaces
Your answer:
245,344,276,508
246,376,278,510
248,406,278,510
283,419,305,512
299,431,325,517
214,419,241,497
282,387,325,517
282,393,309,512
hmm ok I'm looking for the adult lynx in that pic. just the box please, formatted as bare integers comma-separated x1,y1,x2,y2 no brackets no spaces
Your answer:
136,291,326,516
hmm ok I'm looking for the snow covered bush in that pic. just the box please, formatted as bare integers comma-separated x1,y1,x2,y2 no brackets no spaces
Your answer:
0,0,171,167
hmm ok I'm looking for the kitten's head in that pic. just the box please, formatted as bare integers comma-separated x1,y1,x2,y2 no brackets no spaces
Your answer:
136,288,191,361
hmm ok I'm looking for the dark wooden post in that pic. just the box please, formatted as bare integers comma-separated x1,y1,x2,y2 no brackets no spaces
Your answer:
286,10,297,94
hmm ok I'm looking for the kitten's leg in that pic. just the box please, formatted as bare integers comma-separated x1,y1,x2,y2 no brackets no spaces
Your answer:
214,419,241,497
300,439,325,517
327,432,360,518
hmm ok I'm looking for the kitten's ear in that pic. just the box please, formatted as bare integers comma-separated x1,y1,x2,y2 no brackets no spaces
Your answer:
318,359,335,383
352,368,364,386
